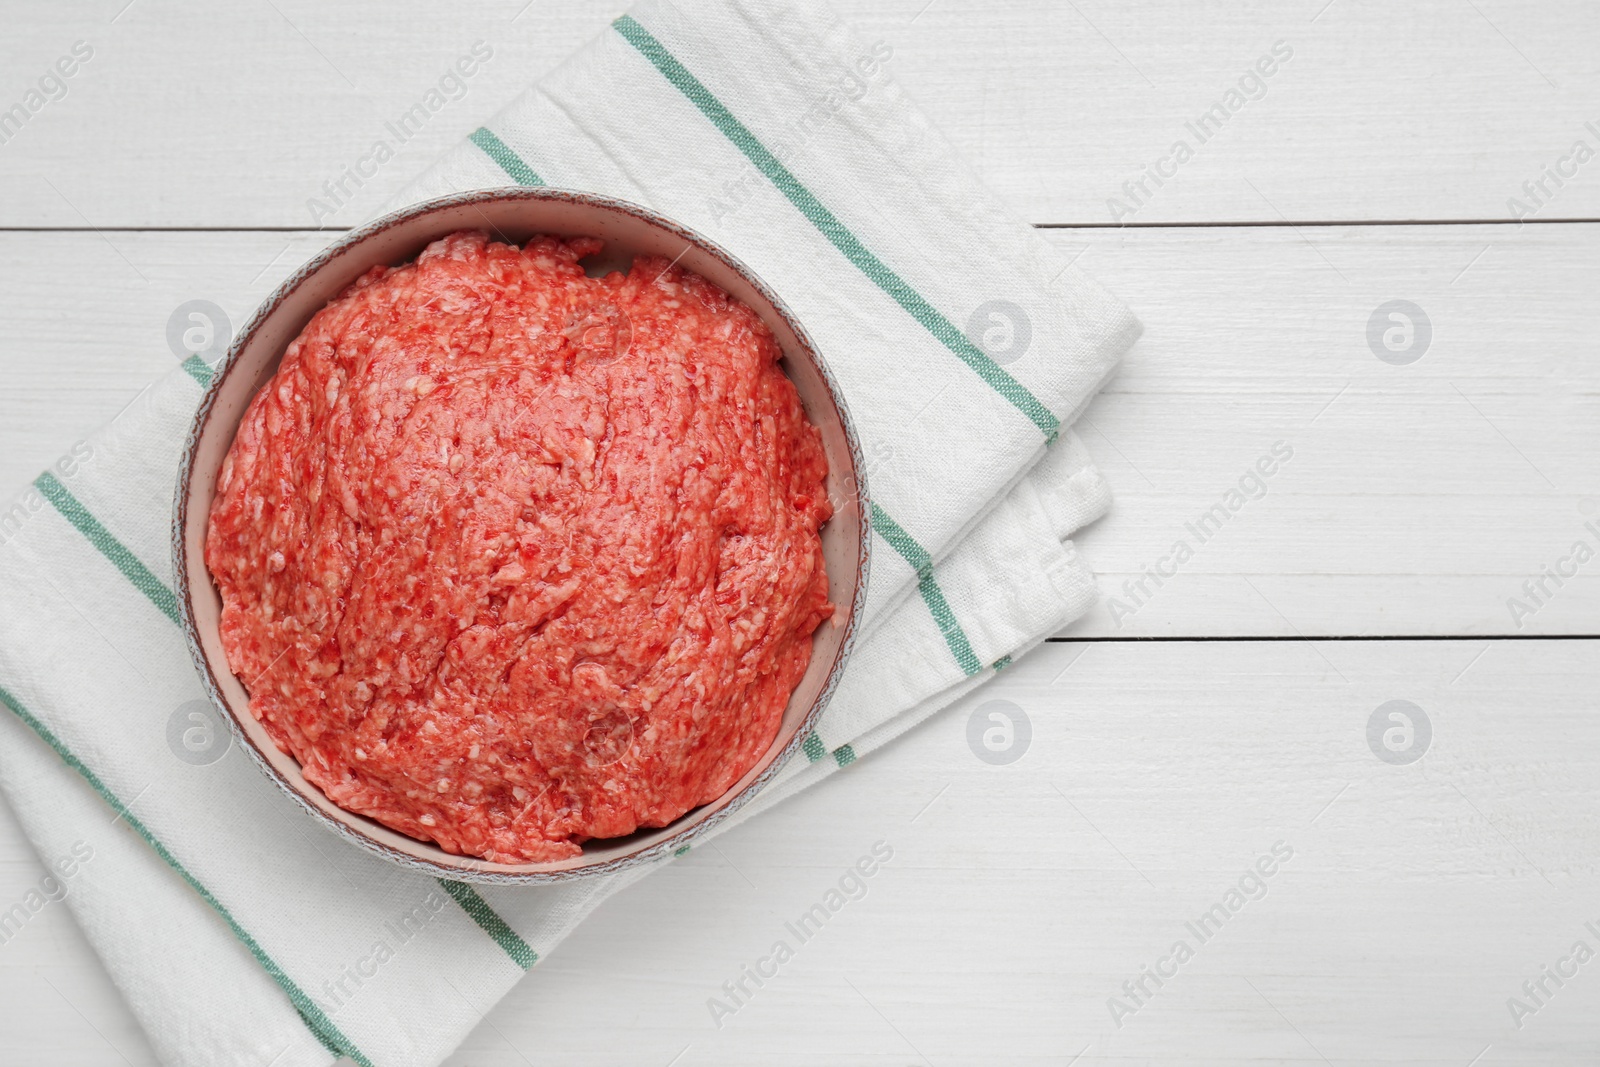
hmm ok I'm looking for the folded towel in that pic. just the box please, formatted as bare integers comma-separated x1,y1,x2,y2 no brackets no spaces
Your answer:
0,2,1138,1064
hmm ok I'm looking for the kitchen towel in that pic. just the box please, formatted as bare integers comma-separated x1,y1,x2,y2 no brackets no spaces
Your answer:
0,1,1139,1065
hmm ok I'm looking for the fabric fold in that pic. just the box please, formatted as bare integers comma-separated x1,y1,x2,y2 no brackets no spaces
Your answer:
0,2,1138,1064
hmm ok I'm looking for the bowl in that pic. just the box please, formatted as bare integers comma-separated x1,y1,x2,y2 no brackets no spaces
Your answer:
172,188,869,885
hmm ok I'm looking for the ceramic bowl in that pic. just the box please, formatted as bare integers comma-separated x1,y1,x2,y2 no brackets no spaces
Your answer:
173,188,869,884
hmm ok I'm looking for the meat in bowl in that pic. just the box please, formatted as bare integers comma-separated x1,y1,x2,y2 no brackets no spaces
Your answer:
204,230,832,863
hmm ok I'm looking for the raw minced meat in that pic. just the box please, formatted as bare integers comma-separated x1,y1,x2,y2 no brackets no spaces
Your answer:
205,229,832,863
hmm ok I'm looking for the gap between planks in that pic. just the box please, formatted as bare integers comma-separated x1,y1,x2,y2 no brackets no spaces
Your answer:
5,218,1600,234
1045,634,1599,643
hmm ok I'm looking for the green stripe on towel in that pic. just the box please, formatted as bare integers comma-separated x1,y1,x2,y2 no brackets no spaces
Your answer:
469,127,546,187
34,474,536,976
613,14,1059,441
34,471,180,626
802,732,826,763
0,684,374,1067
181,355,214,389
437,880,538,970
869,504,982,677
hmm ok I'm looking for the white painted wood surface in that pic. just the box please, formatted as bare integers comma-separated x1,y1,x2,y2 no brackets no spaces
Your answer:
7,642,1599,1065
1,224,1592,637
0,0,1595,1064
3,0,1599,227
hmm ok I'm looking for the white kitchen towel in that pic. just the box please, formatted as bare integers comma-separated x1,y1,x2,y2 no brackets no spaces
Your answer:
403,0,1138,635
0,3,1139,1067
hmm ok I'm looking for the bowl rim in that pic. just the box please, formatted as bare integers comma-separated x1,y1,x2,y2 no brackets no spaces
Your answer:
171,186,871,885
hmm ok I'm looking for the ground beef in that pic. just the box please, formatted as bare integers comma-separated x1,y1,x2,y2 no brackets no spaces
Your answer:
205,230,832,863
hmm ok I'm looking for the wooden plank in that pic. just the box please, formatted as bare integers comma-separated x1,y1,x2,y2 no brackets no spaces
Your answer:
4,639,1592,1064
0,5,1591,1064
0,224,1592,637
1063,220,1600,636
2,0,1598,227
442,639,1600,1065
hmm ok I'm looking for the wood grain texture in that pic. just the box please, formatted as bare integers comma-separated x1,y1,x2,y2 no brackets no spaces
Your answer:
442,639,1600,1066
1,1,1596,1064
0,225,1592,637
1063,221,1600,637
5,640,1592,1066
2,0,1599,227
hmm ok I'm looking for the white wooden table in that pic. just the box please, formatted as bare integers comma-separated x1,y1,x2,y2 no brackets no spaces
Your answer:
3,1,1598,1063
